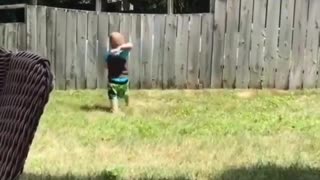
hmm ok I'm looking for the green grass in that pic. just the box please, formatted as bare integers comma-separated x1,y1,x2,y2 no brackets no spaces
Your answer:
21,89,320,180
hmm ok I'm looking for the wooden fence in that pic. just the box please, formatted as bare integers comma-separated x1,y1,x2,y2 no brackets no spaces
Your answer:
1,0,320,90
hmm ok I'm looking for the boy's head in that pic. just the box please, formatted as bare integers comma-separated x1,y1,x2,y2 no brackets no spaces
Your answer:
109,32,125,49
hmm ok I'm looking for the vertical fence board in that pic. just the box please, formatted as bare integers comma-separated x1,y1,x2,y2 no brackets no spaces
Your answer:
140,14,154,89
0,25,4,47
187,14,201,88
46,8,57,85
249,0,267,89
264,0,281,88
212,0,226,88
276,0,295,89
3,25,6,49
87,12,98,89
290,0,308,89
163,15,177,88
37,6,47,57
97,13,109,89
5,24,17,51
318,45,320,88
175,15,189,89
210,0,215,13
17,24,26,51
223,0,240,88
237,0,253,89
120,14,131,40
109,13,120,33
3,24,8,49
120,14,134,87
3,25,7,49
65,10,77,89
55,9,67,90
317,8,320,88
76,11,88,89
152,15,166,88
26,5,37,52
200,14,214,88
303,0,319,89
129,14,142,89
10,24,18,51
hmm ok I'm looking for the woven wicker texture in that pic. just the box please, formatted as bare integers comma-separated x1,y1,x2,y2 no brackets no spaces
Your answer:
0,50,53,180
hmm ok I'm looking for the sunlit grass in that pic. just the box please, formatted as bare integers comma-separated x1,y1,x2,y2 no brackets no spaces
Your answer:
21,89,320,180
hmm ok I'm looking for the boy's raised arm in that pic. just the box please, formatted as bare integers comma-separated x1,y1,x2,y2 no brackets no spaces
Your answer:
119,42,133,51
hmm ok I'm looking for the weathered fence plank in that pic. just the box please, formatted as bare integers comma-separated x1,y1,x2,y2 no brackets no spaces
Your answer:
87,12,98,89
223,0,240,88
187,14,201,89
290,0,308,89
97,13,109,89
65,10,77,89
55,8,67,90
163,15,177,88
199,14,214,89
17,23,26,50
249,0,267,89
119,14,131,41
26,5,37,52
175,15,189,89
276,0,295,89
129,14,141,88
263,0,281,89
152,15,166,88
303,0,319,89
76,11,88,89
141,14,154,89
3,24,9,49
5,23,17,51
109,13,120,33
236,0,253,89
37,6,47,57
46,7,57,85
318,44,320,88
317,9,320,88
0,25,4,47
120,14,133,87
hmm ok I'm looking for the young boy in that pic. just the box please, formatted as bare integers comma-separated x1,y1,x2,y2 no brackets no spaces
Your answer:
105,32,133,113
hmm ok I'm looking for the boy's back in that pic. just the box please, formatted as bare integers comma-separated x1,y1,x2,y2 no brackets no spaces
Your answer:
105,50,129,83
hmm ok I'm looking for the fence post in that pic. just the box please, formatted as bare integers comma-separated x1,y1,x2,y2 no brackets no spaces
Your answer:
96,0,102,12
167,0,174,14
210,0,215,13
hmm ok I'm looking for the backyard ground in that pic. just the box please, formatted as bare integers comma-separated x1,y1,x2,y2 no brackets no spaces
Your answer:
20,89,320,180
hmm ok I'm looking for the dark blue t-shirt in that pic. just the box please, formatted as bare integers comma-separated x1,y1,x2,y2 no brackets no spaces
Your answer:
104,50,129,83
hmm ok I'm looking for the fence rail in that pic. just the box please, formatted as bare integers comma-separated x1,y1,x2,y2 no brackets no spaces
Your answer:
1,0,320,90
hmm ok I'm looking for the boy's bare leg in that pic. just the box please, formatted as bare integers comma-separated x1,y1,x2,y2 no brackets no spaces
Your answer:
124,94,129,107
110,98,119,113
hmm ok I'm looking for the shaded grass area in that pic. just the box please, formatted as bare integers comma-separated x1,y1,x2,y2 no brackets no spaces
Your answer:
22,90,320,179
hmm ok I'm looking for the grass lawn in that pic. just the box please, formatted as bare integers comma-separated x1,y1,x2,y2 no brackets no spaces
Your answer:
20,89,320,180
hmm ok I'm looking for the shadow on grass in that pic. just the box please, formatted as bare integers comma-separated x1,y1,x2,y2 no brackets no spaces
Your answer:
21,171,191,180
211,163,320,180
20,171,117,180
80,104,111,112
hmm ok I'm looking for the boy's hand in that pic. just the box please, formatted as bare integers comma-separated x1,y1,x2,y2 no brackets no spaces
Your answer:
110,48,122,55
